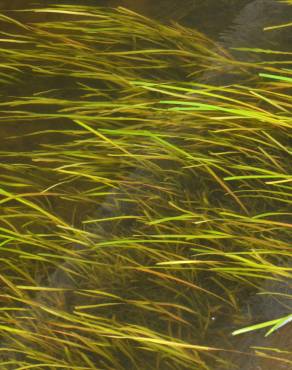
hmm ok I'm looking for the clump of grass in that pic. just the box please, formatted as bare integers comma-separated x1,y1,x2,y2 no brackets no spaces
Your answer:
0,4,291,369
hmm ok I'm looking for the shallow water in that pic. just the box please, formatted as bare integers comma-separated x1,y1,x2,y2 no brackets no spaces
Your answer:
0,1,291,369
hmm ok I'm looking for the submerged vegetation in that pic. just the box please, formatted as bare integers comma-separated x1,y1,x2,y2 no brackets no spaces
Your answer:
0,3,291,369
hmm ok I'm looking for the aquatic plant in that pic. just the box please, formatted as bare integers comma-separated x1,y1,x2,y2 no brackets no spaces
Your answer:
233,313,292,337
0,4,291,369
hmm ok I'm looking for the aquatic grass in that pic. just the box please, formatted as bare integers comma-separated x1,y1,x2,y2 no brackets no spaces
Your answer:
232,313,292,337
0,4,291,370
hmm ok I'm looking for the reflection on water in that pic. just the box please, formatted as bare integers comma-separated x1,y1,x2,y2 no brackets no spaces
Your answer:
0,1,291,369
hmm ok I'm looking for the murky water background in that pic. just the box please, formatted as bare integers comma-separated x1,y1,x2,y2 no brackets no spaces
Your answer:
0,1,291,369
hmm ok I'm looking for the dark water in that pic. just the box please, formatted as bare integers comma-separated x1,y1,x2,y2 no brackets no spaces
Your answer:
0,1,291,369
